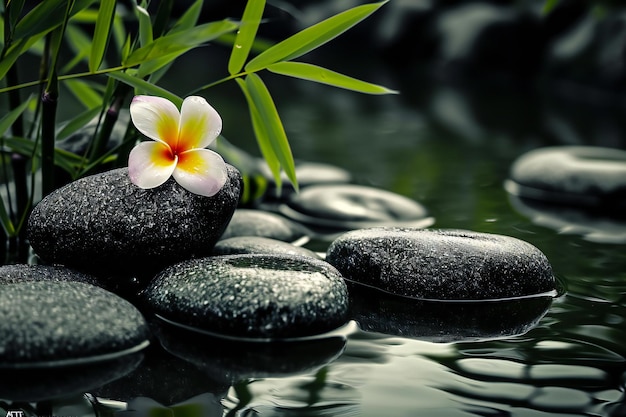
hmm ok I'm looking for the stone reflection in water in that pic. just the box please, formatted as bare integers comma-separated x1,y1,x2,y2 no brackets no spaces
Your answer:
348,283,553,342
507,193,626,244
154,320,350,385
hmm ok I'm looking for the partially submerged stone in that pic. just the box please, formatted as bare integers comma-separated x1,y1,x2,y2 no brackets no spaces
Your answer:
143,254,349,339
220,209,310,244
326,228,555,300
278,184,434,232
506,146,626,210
213,236,321,259
0,280,150,367
27,166,241,280
0,263,98,285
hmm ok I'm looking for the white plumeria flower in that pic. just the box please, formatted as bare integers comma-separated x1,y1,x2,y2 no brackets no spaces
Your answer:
128,95,228,197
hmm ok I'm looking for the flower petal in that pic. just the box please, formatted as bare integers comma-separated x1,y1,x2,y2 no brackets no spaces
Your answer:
173,148,228,197
128,141,177,189
178,96,222,151
130,95,180,146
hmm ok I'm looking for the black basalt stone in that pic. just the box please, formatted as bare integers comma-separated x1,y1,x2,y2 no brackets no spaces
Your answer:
506,146,626,211
213,236,321,259
278,184,434,232
27,166,241,280
142,254,349,339
220,209,310,244
0,280,150,367
326,228,555,300
0,263,98,285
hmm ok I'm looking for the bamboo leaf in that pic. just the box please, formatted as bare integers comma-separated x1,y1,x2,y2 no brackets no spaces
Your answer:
267,61,398,95
0,198,16,237
56,106,101,141
134,3,153,48
107,71,182,107
245,1,387,72
124,20,238,70
89,0,116,72
169,0,203,34
235,78,282,189
13,0,96,40
228,0,266,75
64,78,105,108
244,73,297,191
0,95,32,137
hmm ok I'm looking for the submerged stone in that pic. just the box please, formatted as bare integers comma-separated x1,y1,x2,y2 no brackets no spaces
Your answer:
220,209,310,244
506,146,626,210
142,254,349,339
278,184,434,232
326,228,555,300
213,236,321,259
27,166,241,280
0,280,150,367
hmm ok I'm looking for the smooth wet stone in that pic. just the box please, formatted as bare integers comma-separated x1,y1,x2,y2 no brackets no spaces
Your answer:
0,280,150,366
213,236,321,259
278,184,433,231
506,146,626,210
326,228,555,300
220,209,310,244
0,264,98,285
27,166,241,280
142,254,349,339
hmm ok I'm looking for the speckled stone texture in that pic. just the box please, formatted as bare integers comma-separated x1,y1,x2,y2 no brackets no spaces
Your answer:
143,254,349,339
0,280,150,366
277,184,434,231
213,236,321,258
326,228,555,300
507,146,626,209
0,263,98,285
27,165,241,279
220,209,310,243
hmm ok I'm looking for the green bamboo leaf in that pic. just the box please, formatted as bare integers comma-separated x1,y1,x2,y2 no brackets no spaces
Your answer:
64,79,104,109
62,24,92,73
134,3,153,48
56,106,101,141
13,0,96,40
228,0,266,75
267,61,398,95
89,0,116,72
0,95,31,137
124,20,238,69
245,1,387,72
107,71,182,107
235,78,282,189
244,73,298,191
169,0,203,34
0,198,16,237
0,34,43,80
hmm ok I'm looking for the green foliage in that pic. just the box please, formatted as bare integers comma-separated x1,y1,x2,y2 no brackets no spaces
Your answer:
0,0,395,241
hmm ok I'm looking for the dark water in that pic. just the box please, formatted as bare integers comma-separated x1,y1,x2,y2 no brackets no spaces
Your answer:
5,22,626,416
84,53,626,416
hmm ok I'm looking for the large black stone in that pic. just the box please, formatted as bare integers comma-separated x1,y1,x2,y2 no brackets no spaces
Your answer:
0,263,98,285
27,166,241,280
0,280,150,366
326,228,555,300
142,254,349,339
